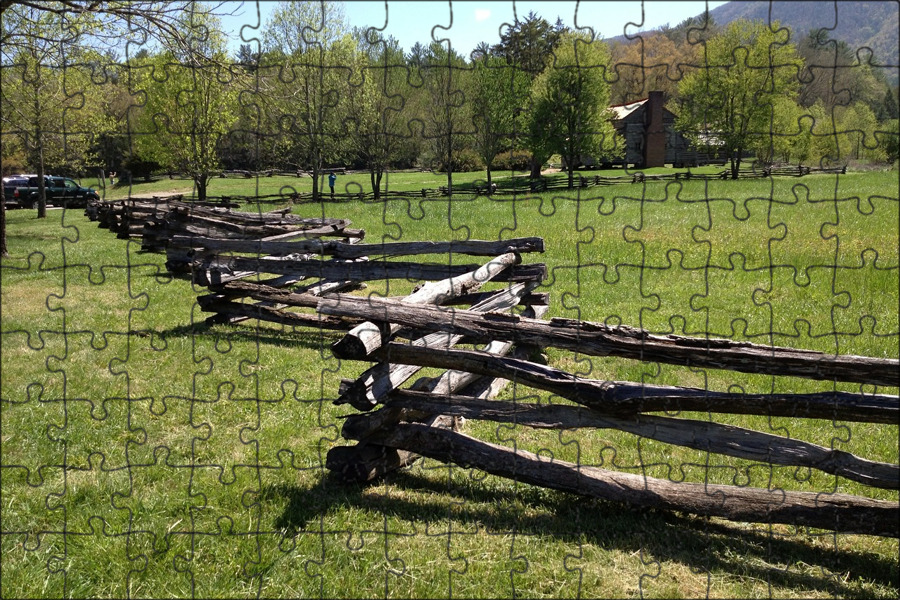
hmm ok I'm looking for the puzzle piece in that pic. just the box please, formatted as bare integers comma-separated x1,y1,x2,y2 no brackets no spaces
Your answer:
2,1,898,598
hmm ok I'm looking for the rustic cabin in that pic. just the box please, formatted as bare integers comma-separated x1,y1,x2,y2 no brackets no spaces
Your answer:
570,91,724,169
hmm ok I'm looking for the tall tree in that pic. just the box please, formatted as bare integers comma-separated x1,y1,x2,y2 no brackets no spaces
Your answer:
260,0,351,200
468,54,530,187
130,4,239,201
530,32,616,189
1,4,91,218
0,0,232,255
345,34,408,198
492,11,567,78
837,101,887,162
492,11,568,180
797,30,893,118
675,19,804,179
0,1,233,56
746,94,805,164
414,42,471,194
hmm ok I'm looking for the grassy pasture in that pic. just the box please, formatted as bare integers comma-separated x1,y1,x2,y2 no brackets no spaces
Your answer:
1,170,898,598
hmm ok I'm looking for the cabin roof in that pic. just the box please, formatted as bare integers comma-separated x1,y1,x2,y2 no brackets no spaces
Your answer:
609,97,678,124
609,98,648,121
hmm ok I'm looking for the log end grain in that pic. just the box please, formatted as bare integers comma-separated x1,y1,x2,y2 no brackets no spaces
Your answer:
331,321,387,359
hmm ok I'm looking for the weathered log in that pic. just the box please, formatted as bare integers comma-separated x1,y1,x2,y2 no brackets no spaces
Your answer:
148,215,359,253
370,424,899,537
325,443,422,482
203,222,352,239
373,392,898,489
326,414,459,482
330,252,525,359
409,303,550,396
293,279,366,296
339,341,544,443
203,279,361,305
318,296,899,387
368,344,899,423
200,276,355,326
168,236,543,259
197,299,361,330
331,342,547,483
440,290,549,308
336,282,537,410
168,205,349,228
332,340,548,482
199,284,318,310
212,255,547,287
171,220,335,240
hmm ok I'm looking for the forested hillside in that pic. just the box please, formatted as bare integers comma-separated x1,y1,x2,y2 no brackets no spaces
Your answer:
708,1,898,81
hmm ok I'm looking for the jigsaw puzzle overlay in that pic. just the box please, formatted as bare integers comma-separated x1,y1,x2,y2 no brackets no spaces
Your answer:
1,1,898,598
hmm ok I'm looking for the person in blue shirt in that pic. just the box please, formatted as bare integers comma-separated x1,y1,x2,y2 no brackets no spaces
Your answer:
328,172,336,198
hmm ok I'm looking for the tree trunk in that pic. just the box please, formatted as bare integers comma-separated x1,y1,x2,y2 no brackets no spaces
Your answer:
486,165,493,188
1,200,7,257
730,149,740,180
567,165,575,189
196,175,208,203
371,168,383,200
36,149,47,218
311,151,322,201
529,156,542,179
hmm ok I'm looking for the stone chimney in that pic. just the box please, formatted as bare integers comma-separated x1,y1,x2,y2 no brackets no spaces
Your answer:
643,91,666,168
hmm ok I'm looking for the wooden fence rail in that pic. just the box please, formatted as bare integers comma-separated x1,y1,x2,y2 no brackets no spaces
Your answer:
322,280,899,538
368,424,897,538
318,295,899,387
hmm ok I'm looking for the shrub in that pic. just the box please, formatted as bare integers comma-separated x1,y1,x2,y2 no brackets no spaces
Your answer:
491,150,533,172
437,148,484,173
123,156,162,183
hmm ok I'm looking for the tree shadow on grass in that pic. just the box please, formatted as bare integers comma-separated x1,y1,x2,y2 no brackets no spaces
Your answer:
263,467,898,596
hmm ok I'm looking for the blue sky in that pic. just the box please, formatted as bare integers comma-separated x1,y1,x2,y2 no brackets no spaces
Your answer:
223,1,728,56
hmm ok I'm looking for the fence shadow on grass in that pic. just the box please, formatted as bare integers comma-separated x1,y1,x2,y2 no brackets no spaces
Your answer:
153,322,345,353
263,469,898,596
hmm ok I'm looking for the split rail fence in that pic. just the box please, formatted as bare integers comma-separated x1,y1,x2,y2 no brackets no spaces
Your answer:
84,196,897,538
319,272,899,539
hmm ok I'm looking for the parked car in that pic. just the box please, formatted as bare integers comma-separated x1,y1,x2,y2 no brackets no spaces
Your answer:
2,174,35,208
11,175,99,209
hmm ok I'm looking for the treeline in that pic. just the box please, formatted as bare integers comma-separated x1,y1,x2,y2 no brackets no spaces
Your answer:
2,1,898,201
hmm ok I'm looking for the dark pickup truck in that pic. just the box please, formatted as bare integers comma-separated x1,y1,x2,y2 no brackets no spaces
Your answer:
8,175,100,209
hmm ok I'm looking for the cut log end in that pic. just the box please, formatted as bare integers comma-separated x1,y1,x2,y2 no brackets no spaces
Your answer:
331,321,386,359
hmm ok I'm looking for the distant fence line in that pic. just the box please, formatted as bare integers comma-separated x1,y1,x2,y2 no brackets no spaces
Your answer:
111,164,849,205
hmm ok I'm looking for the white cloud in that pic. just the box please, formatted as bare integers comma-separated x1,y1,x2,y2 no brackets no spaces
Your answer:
474,8,491,22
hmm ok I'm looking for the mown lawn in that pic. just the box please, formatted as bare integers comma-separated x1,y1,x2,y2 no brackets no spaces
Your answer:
2,169,897,598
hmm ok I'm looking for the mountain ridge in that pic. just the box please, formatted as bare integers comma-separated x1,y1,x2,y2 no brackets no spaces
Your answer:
609,1,898,83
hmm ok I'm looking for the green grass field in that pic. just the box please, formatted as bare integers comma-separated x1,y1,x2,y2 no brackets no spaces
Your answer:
2,169,898,598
